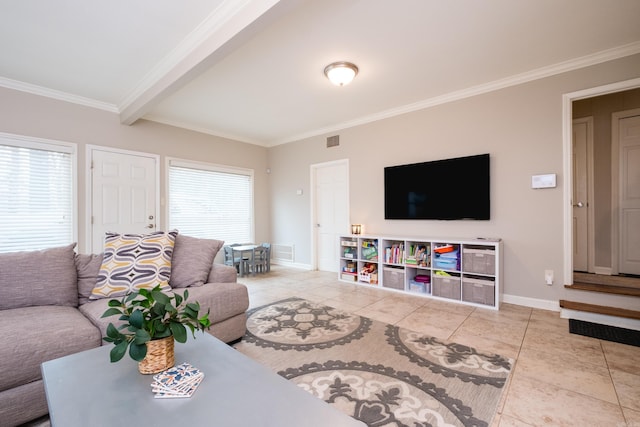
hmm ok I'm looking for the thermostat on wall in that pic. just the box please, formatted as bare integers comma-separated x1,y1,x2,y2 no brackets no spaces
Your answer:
531,174,556,189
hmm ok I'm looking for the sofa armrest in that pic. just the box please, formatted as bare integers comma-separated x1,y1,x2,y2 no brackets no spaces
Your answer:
207,263,237,283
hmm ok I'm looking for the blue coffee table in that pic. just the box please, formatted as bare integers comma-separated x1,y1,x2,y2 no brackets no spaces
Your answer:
42,334,364,427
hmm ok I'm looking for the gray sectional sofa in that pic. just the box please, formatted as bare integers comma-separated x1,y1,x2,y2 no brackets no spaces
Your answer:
0,235,249,426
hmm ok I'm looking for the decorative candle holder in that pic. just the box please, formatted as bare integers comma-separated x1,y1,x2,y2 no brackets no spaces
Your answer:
351,224,362,235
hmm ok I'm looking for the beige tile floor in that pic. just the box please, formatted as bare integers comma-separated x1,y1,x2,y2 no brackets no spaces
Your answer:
240,265,640,427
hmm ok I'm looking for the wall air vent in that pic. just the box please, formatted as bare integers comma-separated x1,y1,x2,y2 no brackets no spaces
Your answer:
326,135,339,148
272,243,294,262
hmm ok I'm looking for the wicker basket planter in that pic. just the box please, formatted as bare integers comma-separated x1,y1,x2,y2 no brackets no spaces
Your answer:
138,336,175,374
102,285,211,371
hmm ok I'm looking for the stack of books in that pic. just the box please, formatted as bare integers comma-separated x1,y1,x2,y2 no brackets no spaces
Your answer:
385,243,404,264
151,363,204,398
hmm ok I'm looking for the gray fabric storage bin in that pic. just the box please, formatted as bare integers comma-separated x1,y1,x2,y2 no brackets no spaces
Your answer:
383,266,405,290
432,275,461,300
463,248,495,275
462,276,495,306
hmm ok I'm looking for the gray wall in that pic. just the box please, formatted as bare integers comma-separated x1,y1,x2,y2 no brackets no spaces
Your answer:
267,53,640,305
1,53,639,306
0,87,270,254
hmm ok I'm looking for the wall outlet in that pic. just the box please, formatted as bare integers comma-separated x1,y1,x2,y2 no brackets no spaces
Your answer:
544,269,554,285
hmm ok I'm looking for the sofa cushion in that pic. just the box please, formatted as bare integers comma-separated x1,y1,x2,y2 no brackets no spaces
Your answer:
207,263,237,284
81,282,249,340
75,253,104,305
0,243,78,310
180,282,249,325
0,306,101,393
0,379,50,427
79,298,114,339
91,230,177,299
208,313,248,344
170,234,224,288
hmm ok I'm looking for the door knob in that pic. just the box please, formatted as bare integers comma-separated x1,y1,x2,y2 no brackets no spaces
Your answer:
146,224,154,229
573,202,584,208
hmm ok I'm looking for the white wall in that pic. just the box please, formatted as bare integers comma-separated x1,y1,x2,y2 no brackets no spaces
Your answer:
267,53,640,306
0,87,270,254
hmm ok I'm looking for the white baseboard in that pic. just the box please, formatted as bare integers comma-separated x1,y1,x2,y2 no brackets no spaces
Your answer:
502,294,559,312
593,266,613,275
560,309,640,331
271,260,313,270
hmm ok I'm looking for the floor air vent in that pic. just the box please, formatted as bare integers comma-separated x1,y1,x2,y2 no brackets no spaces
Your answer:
569,319,640,347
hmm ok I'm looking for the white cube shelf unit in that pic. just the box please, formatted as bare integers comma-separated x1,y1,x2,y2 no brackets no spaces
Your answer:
338,235,503,309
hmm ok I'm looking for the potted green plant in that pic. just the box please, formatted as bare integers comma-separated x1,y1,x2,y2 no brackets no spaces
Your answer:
101,285,211,374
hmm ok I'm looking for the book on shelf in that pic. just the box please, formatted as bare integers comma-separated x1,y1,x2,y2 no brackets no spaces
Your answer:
343,247,355,258
407,244,429,266
384,243,404,264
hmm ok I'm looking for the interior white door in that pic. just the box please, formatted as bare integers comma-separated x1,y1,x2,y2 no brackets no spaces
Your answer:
313,161,349,272
618,114,640,275
90,149,158,253
572,118,591,272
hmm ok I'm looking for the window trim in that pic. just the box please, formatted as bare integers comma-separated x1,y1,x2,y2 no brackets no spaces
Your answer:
0,131,78,250
166,157,255,242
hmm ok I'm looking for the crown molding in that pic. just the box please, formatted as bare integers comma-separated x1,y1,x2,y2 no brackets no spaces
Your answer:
1,38,638,146
0,76,118,113
271,41,640,146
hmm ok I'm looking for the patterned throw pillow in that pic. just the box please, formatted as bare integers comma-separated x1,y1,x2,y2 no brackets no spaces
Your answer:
90,230,177,299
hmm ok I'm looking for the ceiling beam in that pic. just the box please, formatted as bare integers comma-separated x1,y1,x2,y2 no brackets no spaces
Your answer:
119,0,285,126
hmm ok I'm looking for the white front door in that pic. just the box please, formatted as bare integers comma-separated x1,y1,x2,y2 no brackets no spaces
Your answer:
618,113,640,275
312,160,349,272
572,117,593,272
90,148,159,253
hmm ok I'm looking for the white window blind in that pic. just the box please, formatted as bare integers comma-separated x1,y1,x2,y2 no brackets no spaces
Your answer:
0,135,75,253
168,160,253,244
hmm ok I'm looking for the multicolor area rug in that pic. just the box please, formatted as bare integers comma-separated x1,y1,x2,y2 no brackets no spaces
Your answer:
234,297,513,427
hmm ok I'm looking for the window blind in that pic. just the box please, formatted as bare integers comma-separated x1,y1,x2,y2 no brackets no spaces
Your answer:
168,161,253,244
0,138,74,253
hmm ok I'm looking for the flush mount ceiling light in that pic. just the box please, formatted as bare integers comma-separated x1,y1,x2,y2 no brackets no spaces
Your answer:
324,61,359,86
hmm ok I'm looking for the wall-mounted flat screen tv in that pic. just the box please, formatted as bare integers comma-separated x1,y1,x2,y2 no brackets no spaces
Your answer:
384,153,490,220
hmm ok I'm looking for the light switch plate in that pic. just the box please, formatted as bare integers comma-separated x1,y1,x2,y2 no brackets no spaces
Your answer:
532,174,556,189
